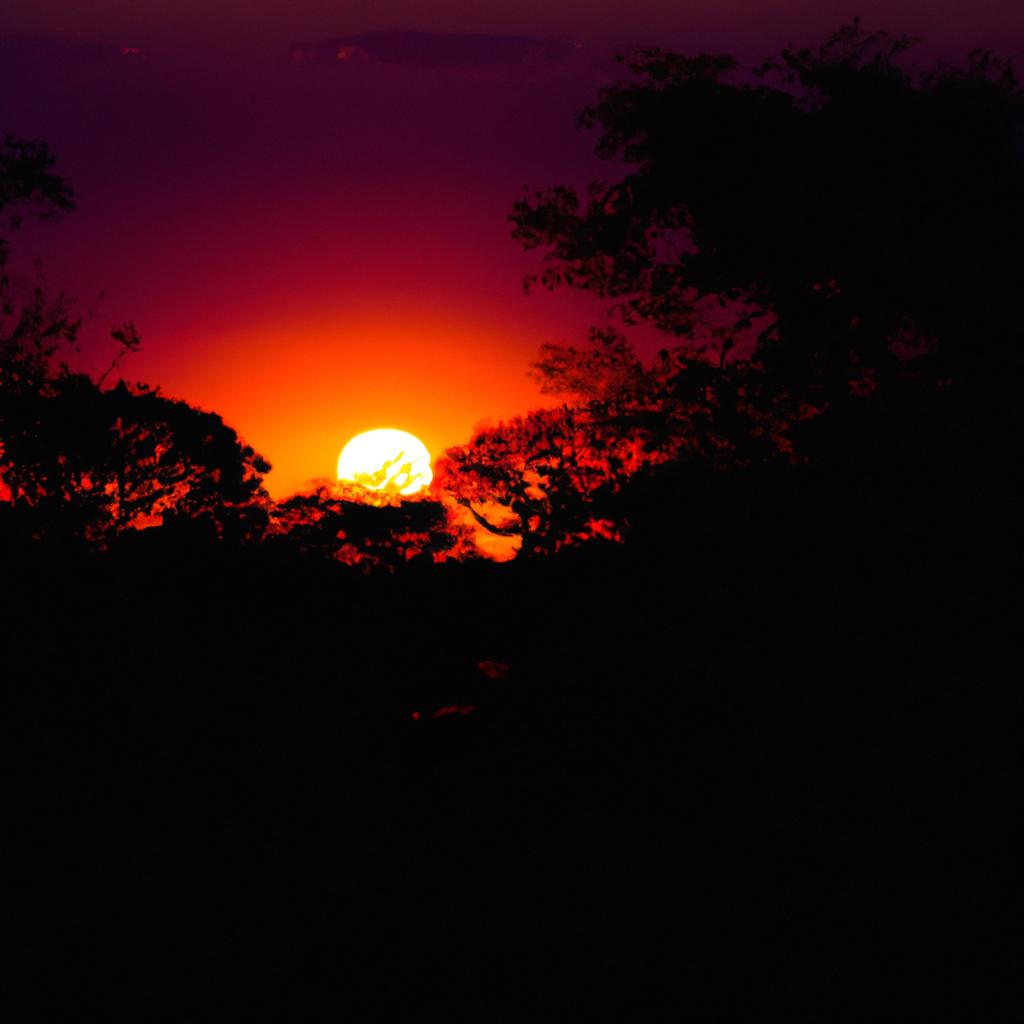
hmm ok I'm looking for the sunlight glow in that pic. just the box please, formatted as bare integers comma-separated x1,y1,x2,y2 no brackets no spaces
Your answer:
337,429,433,496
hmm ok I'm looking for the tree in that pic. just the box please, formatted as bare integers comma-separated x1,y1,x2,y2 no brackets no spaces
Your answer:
509,23,1024,469
1,373,272,544
1,133,81,521
437,324,794,555
1,135,79,396
1,134,74,266
438,404,623,557
438,24,1024,553
268,484,468,569
1,135,271,545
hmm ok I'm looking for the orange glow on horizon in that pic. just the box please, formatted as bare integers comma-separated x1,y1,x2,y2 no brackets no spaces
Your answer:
141,304,565,500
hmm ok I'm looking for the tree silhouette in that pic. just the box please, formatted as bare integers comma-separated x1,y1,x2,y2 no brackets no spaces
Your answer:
437,404,622,557
2,133,80,522
437,324,794,553
1,373,271,543
437,24,1023,553
1,136,271,545
1,134,74,265
443,331,680,554
509,22,1024,472
1,135,79,397
268,483,469,568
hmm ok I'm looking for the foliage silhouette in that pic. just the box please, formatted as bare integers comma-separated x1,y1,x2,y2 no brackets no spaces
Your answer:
1,135,80,396
436,327,791,553
1,374,272,544
1,133,74,265
438,23,1023,552
1,138,271,547
507,20,1024,473
268,483,470,568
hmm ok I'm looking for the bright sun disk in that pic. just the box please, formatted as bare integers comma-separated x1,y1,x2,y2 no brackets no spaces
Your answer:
336,428,433,496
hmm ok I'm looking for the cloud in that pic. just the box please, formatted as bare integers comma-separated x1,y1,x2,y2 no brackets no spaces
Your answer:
287,31,579,69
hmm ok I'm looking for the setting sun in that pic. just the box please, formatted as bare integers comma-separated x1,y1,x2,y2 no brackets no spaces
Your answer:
336,428,433,496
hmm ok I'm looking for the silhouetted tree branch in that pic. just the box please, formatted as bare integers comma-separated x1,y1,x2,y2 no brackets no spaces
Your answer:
455,497,521,538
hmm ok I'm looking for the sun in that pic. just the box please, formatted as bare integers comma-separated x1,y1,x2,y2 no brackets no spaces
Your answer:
336,428,433,497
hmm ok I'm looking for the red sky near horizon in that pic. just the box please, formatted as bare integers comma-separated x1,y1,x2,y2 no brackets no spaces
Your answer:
3,2,1021,497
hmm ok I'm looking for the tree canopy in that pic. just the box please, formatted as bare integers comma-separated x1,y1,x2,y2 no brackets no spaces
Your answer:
512,22,1023,405
1,135,271,547
439,22,1024,553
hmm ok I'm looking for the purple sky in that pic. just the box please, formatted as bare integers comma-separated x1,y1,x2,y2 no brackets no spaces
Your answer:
4,2,1021,56
3,2,1021,495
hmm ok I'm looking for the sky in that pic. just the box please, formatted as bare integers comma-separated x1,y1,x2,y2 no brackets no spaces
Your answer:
3,2,1022,496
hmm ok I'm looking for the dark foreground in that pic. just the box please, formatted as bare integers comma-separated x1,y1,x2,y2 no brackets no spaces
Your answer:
6,467,1019,1018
